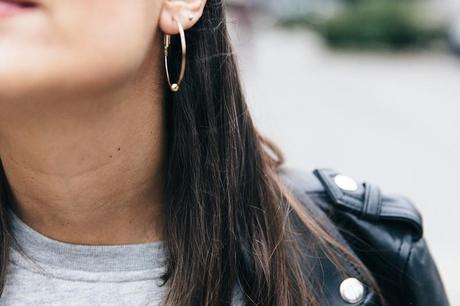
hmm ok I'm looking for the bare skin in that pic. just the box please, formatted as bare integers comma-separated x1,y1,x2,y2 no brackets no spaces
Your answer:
0,38,167,245
0,0,207,245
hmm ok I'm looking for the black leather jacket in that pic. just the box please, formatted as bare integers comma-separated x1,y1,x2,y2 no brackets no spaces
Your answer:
277,167,449,306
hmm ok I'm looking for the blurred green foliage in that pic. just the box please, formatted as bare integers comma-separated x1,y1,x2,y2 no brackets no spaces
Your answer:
280,0,447,50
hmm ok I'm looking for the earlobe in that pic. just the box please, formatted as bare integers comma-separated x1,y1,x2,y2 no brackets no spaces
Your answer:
159,0,207,35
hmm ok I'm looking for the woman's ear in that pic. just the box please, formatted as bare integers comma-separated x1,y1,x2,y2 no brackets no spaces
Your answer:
159,0,207,35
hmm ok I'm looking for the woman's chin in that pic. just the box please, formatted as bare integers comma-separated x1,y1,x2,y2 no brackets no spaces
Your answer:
0,51,45,99
0,46,152,102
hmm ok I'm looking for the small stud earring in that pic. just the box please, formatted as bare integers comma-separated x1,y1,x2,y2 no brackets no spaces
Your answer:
188,14,194,21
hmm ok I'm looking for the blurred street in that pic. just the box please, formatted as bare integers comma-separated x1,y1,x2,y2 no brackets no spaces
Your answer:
227,8,460,304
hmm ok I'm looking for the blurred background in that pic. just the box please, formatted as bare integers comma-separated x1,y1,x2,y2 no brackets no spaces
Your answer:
225,0,459,303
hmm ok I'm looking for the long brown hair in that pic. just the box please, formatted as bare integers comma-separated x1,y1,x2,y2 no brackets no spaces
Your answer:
0,1,379,305
160,1,379,305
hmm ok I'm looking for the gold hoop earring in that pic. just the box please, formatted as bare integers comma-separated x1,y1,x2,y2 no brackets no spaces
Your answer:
164,17,187,93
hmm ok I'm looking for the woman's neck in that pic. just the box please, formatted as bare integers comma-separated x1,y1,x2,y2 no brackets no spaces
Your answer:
0,58,167,245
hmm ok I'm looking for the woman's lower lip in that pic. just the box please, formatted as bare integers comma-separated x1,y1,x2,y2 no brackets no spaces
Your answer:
0,1,36,19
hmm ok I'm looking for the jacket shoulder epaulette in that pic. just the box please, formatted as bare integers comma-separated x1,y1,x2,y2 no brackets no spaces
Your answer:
278,167,423,240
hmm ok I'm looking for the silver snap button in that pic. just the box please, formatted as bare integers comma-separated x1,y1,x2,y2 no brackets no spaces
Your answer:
334,174,358,191
339,277,365,304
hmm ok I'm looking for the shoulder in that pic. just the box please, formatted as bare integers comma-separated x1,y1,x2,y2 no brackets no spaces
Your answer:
277,166,449,306
277,166,423,267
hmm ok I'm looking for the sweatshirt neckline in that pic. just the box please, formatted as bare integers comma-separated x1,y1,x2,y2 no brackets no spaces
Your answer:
6,207,167,273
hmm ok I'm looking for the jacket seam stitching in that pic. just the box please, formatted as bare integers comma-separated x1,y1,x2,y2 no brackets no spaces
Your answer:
400,238,415,287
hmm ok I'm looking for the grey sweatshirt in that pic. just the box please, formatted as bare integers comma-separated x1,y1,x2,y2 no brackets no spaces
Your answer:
0,208,243,305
